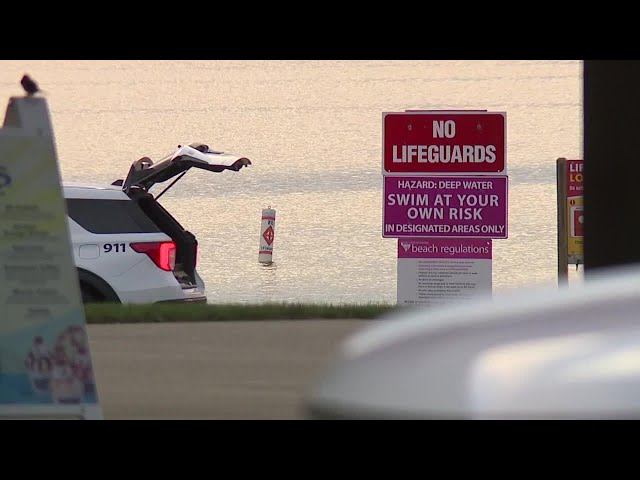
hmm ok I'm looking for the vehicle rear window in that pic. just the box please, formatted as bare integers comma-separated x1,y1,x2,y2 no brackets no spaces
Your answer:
65,198,162,234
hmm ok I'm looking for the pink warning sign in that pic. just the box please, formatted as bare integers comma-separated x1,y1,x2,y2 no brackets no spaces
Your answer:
383,175,508,239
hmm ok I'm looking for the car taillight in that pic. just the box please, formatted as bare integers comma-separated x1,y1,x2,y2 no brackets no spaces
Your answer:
130,241,176,271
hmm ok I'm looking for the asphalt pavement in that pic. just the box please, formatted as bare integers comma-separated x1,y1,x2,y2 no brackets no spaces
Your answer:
87,320,368,419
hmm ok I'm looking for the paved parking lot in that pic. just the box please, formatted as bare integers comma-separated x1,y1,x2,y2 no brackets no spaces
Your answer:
87,320,367,419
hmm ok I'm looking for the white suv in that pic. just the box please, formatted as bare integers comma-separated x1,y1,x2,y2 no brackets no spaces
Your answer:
64,143,251,304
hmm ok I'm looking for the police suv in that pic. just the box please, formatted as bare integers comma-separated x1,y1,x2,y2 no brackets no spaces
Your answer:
64,143,251,304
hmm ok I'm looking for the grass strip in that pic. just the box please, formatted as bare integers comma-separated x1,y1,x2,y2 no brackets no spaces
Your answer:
84,302,400,324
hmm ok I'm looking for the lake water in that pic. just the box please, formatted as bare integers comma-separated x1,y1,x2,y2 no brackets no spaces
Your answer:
0,60,584,304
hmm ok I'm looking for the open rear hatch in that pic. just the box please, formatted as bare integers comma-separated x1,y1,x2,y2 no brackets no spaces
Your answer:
120,142,251,194
117,143,251,287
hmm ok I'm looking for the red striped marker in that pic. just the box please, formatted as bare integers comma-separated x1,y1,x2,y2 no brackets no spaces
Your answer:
259,208,276,264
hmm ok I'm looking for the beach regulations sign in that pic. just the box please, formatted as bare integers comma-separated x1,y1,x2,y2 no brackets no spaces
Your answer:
383,175,508,238
397,238,492,307
382,111,506,176
0,95,102,419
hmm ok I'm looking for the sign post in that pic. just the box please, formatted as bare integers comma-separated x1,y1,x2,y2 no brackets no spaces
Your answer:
0,95,102,419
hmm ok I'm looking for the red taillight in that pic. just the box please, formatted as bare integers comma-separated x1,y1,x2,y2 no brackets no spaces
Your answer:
130,241,176,271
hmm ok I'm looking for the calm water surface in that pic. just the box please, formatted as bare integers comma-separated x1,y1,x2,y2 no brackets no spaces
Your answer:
0,60,584,304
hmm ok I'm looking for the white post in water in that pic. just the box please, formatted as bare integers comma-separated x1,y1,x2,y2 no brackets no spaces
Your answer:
259,207,276,264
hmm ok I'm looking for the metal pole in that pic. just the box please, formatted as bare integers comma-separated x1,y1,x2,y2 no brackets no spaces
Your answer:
557,158,568,284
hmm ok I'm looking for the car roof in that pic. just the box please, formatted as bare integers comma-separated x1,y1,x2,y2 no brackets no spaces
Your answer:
63,182,130,200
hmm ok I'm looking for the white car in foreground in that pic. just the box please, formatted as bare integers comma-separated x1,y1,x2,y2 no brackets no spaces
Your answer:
305,263,640,419
65,143,251,304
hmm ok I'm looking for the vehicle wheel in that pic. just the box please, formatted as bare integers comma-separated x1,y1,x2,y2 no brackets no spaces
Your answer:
80,283,103,304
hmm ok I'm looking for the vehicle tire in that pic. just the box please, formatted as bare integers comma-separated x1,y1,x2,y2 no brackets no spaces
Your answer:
80,282,103,304
77,268,121,304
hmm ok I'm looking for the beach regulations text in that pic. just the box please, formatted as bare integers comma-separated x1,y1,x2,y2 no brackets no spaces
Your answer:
396,238,492,307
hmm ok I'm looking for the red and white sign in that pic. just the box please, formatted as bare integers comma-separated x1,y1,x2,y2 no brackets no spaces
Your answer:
567,159,583,194
259,208,276,263
263,226,274,245
382,111,506,176
571,206,584,238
